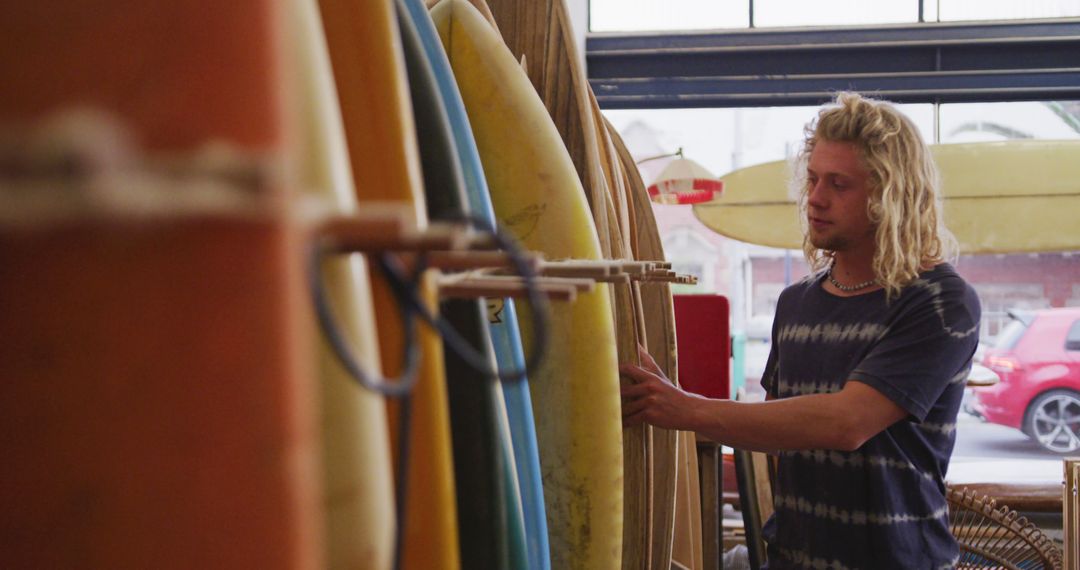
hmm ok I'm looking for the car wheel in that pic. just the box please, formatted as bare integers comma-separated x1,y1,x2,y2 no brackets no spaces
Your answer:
1024,389,1080,454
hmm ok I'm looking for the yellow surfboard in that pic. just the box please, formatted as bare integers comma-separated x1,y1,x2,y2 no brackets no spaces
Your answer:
480,0,654,563
485,0,617,259
289,1,395,568
693,140,1080,254
432,1,623,568
317,0,460,569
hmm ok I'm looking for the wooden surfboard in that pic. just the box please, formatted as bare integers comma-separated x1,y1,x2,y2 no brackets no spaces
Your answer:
403,0,552,568
607,117,702,570
692,140,1080,254
0,1,318,567
597,154,653,570
290,1,397,568
433,1,623,568
675,432,705,570
608,117,684,570
396,2,528,568
484,0,615,258
316,0,460,568
603,194,653,570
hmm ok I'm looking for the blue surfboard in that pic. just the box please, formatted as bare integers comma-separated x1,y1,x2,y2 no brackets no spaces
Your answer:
399,1,551,568
396,2,527,568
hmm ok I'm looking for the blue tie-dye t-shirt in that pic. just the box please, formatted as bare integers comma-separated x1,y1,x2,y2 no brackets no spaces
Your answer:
760,263,981,570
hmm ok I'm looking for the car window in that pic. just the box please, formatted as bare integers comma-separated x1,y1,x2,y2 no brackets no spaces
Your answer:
994,319,1028,350
1066,319,1080,351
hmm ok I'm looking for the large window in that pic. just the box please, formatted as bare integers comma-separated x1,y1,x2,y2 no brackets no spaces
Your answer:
935,0,1080,22
589,0,747,32
754,0,917,28
605,104,933,189
940,101,1080,142
606,99,1080,484
590,0,1080,32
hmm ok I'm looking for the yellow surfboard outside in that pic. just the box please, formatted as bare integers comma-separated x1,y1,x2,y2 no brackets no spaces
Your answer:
432,1,623,568
693,140,1080,254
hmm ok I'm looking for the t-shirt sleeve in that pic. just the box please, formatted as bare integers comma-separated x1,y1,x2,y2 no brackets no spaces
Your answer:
848,277,981,421
761,341,779,398
760,295,785,398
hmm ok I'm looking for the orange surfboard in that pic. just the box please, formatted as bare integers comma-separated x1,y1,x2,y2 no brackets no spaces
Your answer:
0,1,319,567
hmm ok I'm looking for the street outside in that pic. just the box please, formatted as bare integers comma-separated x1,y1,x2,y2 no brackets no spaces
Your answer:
949,411,1066,484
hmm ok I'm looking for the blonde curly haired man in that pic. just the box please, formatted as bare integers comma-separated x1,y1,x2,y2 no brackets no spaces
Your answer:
622,93,981,569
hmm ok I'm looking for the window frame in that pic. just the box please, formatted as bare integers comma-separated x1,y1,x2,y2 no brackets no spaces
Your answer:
587,19,1080,109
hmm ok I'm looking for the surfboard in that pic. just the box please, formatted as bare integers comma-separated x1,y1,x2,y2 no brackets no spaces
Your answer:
401,1,551,568
432,1,623,568
609,117,683,570
480,2,654,565
0,1,287,153
0,1,319,567
317,0,459,568
593,160,653,570
692,140,1080,254
484,0,615,258
586,89,665,570
289,1,395,568
676,433,705,570
396,2,527,568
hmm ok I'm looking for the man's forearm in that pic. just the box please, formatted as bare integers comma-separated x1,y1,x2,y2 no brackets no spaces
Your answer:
684,393,858,453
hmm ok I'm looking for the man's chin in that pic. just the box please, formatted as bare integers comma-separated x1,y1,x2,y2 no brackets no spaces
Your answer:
810,235,845,251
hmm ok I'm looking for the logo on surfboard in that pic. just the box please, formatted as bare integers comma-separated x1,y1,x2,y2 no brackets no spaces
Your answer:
503,202,546,241
487,298,505,324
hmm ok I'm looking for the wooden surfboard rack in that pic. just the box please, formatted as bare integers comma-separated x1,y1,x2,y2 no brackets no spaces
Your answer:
314,210,468,253
311,210,699,300
438,272,591,302
488,258,694,284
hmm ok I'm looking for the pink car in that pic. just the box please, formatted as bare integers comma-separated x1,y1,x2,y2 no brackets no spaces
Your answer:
971,307,1080,453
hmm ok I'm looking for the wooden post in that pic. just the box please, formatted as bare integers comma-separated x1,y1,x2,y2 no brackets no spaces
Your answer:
1066,458,1080,569
697,435,723,570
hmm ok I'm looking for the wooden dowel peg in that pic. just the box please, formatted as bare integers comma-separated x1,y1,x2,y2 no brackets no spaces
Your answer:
539,259,618,278
490,259,615,279
520,275,595,294
463,231,500,251
619,261,655,276
438,276,578,302
463,274,594,294
318,217,468,253
426,250,543,272
637,273,698,285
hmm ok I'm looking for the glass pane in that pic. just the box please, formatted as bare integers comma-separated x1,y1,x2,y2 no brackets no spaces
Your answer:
937,0,1080,22
605,102,932,182
994,318,1028,349
1064,319,1080,345
754,0,918,27
939,101,1080,143
607,102,1080,480
589,0,749,32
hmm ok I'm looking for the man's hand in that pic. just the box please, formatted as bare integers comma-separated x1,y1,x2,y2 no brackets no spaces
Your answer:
619,344,700,430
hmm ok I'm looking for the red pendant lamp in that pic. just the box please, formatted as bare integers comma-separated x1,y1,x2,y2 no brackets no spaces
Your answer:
643,148,723,205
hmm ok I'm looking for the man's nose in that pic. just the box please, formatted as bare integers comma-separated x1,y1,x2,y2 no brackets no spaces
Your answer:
807,179,828,209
